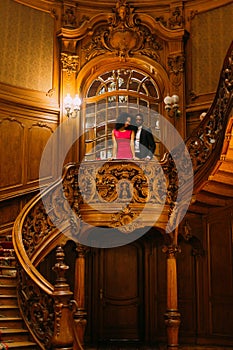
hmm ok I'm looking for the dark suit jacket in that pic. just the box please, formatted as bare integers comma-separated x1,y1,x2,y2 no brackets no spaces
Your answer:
136,126,156,159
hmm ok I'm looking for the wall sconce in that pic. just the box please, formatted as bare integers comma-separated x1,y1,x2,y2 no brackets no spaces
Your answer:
163,94,181,118
64,93,81,118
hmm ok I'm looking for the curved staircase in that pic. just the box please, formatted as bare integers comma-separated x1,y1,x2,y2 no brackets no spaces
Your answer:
2,41,233,350
0,237,38,350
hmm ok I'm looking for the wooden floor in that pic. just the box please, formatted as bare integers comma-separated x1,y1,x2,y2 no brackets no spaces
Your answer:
86,345,233,350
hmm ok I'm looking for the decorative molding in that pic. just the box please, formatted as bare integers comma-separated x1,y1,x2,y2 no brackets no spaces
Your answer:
167,54,185,88
84,0,163,61
169,6,184,29
62,7,77,28
60,53,79,75
75,242,89,257
168,54,185,75
188,9,198,21
50,8,58,20
162,244,181,257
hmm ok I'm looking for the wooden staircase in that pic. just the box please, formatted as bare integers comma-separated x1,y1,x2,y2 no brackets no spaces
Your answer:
0,236,39,350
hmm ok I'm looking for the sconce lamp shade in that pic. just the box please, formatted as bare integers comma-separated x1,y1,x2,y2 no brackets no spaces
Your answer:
64,93,73,110
164,95,172,105
163,94,181,117
64,93,82,117
73,94,82,111
171,94,179,104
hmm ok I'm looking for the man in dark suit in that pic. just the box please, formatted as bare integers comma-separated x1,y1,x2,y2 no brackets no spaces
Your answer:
134,113,156,159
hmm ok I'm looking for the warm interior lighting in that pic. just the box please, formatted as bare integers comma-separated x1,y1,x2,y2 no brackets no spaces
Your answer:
64,93,81,117
164,94,181,117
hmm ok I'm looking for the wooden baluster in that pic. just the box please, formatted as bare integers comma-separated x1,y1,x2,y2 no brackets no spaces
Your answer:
163,241,181,350
72,243,89,350
51,245,74,350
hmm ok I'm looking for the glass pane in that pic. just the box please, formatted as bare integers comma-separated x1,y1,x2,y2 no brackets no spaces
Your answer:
129,80,139,92
96,111,106,125
86,115,95,128
84,68,161,160
86,102,95,114
87,80,101,97
96,125,106,138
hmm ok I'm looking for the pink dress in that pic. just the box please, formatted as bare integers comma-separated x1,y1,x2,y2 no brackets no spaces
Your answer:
113,129,133,159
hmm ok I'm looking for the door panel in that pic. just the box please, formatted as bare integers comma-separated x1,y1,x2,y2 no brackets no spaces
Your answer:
98,243,144,342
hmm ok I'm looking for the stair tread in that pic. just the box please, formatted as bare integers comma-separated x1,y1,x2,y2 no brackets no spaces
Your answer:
0,280,17,284
4,341,37,347
0,305,19,309
0,317,22,321
0,328,29,333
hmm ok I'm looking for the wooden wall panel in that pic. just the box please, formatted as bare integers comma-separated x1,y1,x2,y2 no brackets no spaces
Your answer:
27,123,54,183
0,117,25,189
155,238,167,340
0,105,58,199
207,207,233,338
0,198,21,227
177,243,196,339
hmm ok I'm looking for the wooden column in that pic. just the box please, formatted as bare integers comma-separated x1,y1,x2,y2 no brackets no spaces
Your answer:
163,244,181,350
73,243,89,350
52,245,74,350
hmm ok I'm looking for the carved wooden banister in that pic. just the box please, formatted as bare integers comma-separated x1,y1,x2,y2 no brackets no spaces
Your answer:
12,41,233,350
185,40,233,192
13,165,83,350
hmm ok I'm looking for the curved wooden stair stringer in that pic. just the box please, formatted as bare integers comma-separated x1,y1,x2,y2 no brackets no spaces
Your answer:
185,40,233,213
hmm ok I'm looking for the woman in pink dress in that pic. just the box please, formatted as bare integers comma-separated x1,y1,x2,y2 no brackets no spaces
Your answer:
112,112,136,159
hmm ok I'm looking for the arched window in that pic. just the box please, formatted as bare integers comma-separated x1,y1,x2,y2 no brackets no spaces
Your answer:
84,68,161,160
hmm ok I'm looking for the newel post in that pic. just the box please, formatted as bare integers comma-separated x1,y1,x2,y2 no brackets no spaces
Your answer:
51,245,74,350
163,241,181,350
72,243,89,350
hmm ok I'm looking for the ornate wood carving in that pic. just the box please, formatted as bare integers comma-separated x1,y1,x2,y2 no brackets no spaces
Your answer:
186,46,233,173
72,243,89,350
17,266,54,349
61,53,79,75
52,246,74,350
62,160,173,233
168,54,185,89
62,7,77,28
84,0,163,61
162,244,181,350
168,6,184,29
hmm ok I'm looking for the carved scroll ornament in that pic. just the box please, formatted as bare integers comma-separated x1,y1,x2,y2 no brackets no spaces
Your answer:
84,0,163,61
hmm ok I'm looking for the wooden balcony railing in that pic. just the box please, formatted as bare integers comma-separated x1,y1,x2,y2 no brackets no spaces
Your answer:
12,41,233,350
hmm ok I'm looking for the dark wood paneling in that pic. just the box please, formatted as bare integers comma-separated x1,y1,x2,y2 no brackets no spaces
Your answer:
98,243,144,341
27,123,54,183
0,117,25,189
0,198,21,227
177,243,196,337
207,207,233,338
0,105,58,199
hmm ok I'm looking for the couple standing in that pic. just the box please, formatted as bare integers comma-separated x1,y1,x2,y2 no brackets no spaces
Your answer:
112,112,156,160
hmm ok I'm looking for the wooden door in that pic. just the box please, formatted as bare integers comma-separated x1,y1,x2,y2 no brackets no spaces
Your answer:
96,243,144,342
